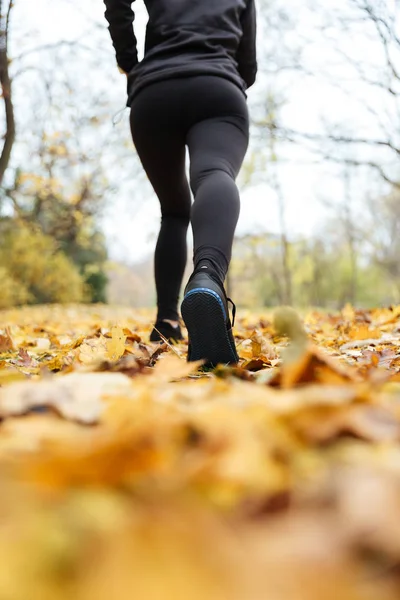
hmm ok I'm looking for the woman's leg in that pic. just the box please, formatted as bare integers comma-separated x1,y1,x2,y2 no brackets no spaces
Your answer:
130,85,191,324
181,79,249,365
187,116,249,284
183,76,249,284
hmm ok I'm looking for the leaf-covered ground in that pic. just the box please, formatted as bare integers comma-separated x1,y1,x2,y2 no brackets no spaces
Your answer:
2,304,400,599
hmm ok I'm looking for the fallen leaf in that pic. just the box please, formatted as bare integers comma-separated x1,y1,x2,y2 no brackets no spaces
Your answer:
152,354,203,381
0,328,15,352
78,336,108,364
349,325,381,340
106,327,126,361
0,372,133,424
292,405,400,444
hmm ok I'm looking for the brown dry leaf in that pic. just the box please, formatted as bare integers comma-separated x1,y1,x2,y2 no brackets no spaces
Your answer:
241,358,271,372
271,344,359,388
96,355,150,378
271,307,360,388
16,347,33,367
122,327,141,343
240,330,278,371
0,328,15,352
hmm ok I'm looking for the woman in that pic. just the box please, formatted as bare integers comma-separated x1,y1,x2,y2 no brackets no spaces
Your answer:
104,0,257,366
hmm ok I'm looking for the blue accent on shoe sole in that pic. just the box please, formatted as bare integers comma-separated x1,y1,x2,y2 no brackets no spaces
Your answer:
184,287,227,320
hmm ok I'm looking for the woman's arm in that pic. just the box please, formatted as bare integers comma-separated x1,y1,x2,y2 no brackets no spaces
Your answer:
237,0,258,89
104,0,138,74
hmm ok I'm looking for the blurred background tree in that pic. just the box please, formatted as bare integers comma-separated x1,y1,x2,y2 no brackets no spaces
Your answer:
0,0,117,305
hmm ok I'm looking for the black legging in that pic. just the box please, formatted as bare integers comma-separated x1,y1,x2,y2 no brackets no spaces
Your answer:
130,75,249,322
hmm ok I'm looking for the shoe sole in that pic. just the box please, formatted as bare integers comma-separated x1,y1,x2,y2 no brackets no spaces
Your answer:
181,288,238,367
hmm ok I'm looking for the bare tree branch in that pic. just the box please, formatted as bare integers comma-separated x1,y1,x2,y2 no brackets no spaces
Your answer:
12,39,108,63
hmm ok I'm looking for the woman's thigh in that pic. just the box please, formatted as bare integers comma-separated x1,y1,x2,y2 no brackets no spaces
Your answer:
129,76,249,209
130,81,191,216
183,76,249,139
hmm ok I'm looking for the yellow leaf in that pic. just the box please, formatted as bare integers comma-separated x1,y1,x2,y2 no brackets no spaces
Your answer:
251,334,262,358
106,327,126,361
152,354,203,381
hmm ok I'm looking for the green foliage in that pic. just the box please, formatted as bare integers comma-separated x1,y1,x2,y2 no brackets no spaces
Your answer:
0,222,85,307
0,267,31,309
62,230,108,304
231,232,400,310
84,268,108,304
3,134,109,305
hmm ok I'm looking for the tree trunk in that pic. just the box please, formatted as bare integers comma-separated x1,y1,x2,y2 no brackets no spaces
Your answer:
274,179,292,305
344,168,357,306
0,0,15,187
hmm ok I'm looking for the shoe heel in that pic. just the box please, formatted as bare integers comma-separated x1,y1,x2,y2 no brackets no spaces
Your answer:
181,289,238,366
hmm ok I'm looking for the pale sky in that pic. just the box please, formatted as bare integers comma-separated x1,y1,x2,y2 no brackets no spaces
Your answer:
10,0,392,262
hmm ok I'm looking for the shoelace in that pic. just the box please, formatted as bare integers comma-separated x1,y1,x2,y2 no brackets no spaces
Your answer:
227,297,236,328
190,268,237,327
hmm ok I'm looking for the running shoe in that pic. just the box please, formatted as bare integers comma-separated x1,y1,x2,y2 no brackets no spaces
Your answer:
150,320,183,343
181,269,239,366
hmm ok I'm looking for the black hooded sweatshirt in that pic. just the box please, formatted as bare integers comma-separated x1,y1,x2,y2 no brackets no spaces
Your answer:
104,0,257,105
